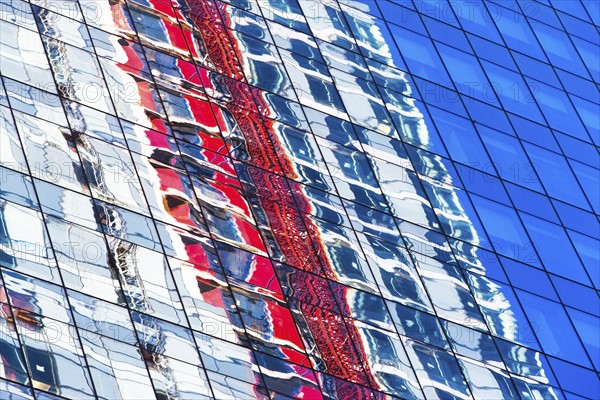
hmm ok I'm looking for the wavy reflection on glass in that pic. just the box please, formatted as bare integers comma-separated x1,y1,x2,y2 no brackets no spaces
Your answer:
318,2,559,399
0,0,564,399
184,0,559,398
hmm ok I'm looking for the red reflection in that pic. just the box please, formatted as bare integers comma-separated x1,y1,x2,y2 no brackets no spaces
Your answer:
188,0,379,395
109,0,381,396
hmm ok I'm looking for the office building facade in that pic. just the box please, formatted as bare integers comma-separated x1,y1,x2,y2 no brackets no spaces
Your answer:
0,0,598,399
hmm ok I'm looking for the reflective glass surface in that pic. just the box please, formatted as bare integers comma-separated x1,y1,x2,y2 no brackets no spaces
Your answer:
0,0,598,399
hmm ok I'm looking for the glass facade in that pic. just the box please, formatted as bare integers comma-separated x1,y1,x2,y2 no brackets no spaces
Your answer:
0,0,598,399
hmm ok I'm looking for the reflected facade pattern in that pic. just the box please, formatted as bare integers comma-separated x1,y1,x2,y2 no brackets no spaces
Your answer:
0,0,598,399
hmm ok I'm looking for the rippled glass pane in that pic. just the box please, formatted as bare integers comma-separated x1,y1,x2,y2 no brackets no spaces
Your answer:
1,0,595,397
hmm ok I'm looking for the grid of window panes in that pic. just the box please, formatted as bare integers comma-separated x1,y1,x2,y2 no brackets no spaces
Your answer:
0,0,597,399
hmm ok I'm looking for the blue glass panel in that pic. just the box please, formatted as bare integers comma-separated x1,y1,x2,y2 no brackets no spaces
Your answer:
569,161,600,215
582,0,600,25
496,338,559,386
412,0,460,27
478,125,543,192
531,23,590,78
570,95,600,146
453,0,502,42
389,27,452,86
555,69,599,105
468,33,516,70
507,182,559,223
415,78,468,117
555,131,599,167
518,291,591,367
524,2,561,28
456,166,511,206
527,80,589,140
471,248,508,284
520,213,591,285
567,308,600,371
552,276,599,316
508,114,561,153
524,143,590,209
379,1,427,36
558,11,598,42
551,0,589,20
437,44,498,105
389,302,449,350
502,257,558,301
429,107,491,166
548,357,599,398
492,4,546,59
567,230,600,289
512,52,561,89
487,281,541,349
442,187,493,251
464,97,513,135
424,16,471,52
552,199,599,238
471,194,538,264
481,60,545,123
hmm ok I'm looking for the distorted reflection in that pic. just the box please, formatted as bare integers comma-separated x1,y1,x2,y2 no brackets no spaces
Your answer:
0,0,584,399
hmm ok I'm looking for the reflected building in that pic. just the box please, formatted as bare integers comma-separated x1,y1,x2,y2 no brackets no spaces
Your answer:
0,0,598,399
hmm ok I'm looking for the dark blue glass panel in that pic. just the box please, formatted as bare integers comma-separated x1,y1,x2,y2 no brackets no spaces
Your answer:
508,114,561,153
463,98,513,135
478,125,543,192
524,143,590,210
552,199,599,238
507,183,559,224
567,307,600,371
521,213,591,285
471,194,541,265
552,0,589,20
424,16,471,53
548,357,599,398
552,276,599,316
378,1,427,36
389,27,452,86
492,3,546,59
570,161,600,215
429,107,491,166
502,257,558,301
531,23,590,79
468,33,516,70
472,248,508,284
453,0,502,42
512,52,561,89
555,69,599,104
518,291,591,367
571,36,600,82
554,131,599,167
414,78,468,117
438,44,498,105
569,95,600,146
567,230,600,289
456,166,511,206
